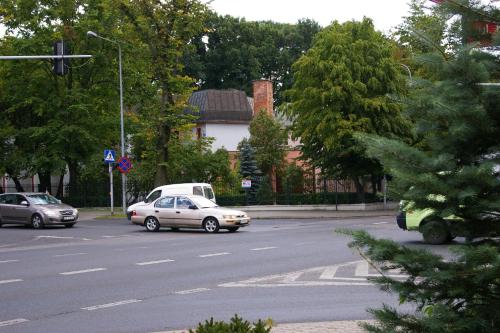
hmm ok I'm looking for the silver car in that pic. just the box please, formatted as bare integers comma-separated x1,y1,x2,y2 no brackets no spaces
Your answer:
0,192,79,229
131,194,250,233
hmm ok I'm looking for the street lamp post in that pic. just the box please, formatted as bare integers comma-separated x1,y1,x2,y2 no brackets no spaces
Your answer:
87,31,127,214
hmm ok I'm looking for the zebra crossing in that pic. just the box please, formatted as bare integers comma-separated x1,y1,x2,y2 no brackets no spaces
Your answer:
219,260,408,288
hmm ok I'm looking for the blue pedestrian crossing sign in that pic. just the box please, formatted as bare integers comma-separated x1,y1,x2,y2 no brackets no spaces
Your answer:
104,149,116,163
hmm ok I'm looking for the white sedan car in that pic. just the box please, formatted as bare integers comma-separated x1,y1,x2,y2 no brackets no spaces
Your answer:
130,194,250,233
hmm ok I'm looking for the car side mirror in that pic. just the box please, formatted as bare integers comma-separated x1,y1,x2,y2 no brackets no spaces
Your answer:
188,205,198,210
20,200,29,207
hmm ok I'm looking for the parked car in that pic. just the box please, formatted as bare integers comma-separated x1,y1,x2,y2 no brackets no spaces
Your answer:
131,194,249,233
0,192,78,229
127,183,216,220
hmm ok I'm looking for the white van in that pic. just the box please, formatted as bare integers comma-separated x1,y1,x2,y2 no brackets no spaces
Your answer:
126,183,215,219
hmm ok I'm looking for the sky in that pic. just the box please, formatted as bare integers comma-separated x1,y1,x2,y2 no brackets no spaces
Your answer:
206,0,414,33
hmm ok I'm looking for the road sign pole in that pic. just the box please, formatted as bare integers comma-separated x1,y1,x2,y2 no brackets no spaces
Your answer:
109,163,114,215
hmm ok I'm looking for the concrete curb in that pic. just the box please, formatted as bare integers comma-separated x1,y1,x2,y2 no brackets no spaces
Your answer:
155,320,375,333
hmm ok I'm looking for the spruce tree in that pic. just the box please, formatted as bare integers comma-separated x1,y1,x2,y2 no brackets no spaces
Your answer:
239,139,262,202
344,2,500,332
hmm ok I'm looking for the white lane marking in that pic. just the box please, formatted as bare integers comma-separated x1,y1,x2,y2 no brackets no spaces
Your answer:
250,247,277,251
199,252,230,258
82,299,142,311
53,253,87,257
319,266,339,280
60,268,107,276
0,260,19,263
282,272,303,283
36,236,75,240
372,222,389,225
175,288,210,295
0,279,23,285
354,261,409,278
0,318,29,327
136,259,175,266
219,260,375,288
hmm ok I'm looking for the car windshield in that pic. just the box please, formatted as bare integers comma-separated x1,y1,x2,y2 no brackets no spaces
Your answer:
191,196,218,208
27,194,60,205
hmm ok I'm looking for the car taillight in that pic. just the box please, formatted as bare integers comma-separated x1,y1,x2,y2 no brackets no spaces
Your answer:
131,211,137,216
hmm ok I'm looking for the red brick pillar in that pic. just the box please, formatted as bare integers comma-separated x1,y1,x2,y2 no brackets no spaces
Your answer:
252,79,273,116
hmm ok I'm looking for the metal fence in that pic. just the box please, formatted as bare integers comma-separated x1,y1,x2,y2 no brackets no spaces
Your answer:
1,175,384,208
212,175,382,206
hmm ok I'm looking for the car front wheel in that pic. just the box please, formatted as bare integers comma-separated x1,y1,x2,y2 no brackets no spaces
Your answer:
31,214,44,229
203,217,219,233
145,216,160,232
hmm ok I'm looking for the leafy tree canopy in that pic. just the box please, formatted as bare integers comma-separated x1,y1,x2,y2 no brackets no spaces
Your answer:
286,18,411,192
248,110,288,176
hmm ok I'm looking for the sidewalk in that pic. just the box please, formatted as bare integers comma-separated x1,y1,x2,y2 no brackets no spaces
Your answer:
157,320,376,333
78,203,397,220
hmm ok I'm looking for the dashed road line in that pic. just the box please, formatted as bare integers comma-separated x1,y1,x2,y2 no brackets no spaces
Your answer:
0,259,19,263
0,318,29,327
199,252,230,258
36,236,75,240
0,279,23,285
81,299,142,311
250,247,277,251
53,253,87,257
372,222,389,225
136,259,175,266
175,288,210,295
60,268,107,276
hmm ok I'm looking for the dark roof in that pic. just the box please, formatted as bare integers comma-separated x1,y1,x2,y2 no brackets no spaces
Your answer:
187,89,253,123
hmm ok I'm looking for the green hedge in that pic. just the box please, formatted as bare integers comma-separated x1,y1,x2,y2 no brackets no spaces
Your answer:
216,192,381,206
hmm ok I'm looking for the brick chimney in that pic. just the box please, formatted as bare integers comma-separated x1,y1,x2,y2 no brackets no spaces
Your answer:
252,79,273,116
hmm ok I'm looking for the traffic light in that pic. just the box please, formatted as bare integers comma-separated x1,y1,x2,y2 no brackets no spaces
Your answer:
53,40,70,75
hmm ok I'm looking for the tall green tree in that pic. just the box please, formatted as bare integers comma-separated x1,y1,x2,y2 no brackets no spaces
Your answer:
185,15,321,105
119,0,209,186
248,110,288,178
286,18,410,194
238,138,261,201
393,0,448,55
345,2,500,332
0,0,122,193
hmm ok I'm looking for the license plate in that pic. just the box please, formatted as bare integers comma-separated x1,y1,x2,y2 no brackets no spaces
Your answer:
62,216,74,221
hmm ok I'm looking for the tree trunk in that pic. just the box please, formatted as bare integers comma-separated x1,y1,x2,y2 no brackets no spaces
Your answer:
154,88,173,186
65,161,79,199
12,176,25,192
371,174,382,195
352,176,365,203
154,121,171,187
56,172,65,198
38,171,52,194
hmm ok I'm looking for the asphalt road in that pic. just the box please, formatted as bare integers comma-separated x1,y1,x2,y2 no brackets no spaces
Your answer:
0,215,455,333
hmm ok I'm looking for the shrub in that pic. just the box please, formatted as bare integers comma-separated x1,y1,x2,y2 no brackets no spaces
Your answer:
189,315,271,333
